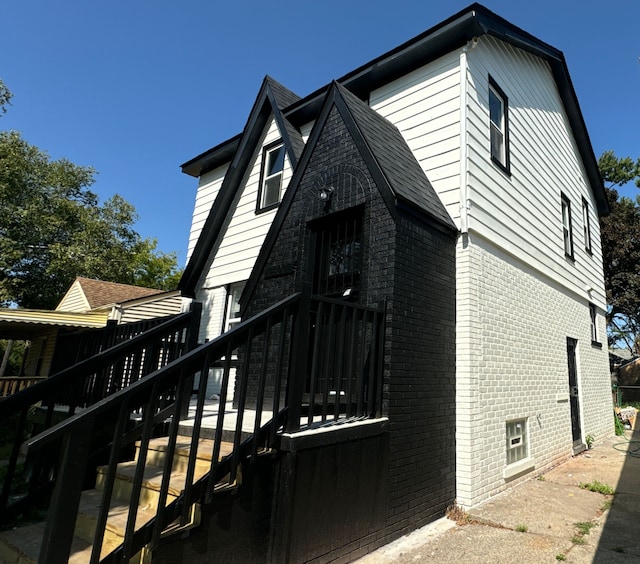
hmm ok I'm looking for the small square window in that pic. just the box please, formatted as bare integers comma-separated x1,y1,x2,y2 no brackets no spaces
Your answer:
506,419,528,465
582,197,592,254
561,193,574,259
489,76,510,173
257,142,285,212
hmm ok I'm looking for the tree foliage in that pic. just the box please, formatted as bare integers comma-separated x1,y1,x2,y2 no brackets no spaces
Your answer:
0,81,181,309
598,150,640,352
0,79,12,116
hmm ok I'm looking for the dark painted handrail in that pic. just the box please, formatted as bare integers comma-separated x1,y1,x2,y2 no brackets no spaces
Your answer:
14,292,385,563
0,304,201,522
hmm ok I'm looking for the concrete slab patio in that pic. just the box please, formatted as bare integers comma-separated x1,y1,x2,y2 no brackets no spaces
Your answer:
358,429,640,563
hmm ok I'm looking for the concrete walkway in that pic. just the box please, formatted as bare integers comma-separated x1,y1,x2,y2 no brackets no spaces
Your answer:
358,429,640,563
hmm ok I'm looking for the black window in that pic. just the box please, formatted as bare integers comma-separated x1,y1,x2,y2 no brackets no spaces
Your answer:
582,197,592,254
561,193,574,259
489,76,510,174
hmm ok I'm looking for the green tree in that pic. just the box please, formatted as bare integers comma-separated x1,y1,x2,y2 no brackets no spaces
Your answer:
0,79,12,116
598,151,640,352
0,83,182,309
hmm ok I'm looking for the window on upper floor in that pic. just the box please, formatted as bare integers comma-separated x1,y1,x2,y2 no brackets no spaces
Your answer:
561,193,574,259
257,142,285,212
489,76,510,174
582,197,592,254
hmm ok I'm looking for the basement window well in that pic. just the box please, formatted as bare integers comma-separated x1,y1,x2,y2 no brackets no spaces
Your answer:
503,418,534,480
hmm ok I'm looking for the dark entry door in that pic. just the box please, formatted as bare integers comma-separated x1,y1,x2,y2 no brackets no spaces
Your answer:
566,337,583,450
306,209,364,404
312,210,363,300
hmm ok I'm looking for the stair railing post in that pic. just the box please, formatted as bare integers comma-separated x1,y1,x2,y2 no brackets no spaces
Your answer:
39,420,94,564
285,284,311,433
179,301,202,420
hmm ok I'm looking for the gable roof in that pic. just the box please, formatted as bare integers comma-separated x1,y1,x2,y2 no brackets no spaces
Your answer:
182,3,607,217
57,277,164,312
334,83,456,229
241,81,457,309
178,76,303,297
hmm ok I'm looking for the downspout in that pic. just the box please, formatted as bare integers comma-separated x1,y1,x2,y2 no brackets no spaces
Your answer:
459,37,478,234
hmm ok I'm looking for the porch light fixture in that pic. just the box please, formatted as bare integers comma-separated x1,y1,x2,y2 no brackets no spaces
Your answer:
318,186,334,202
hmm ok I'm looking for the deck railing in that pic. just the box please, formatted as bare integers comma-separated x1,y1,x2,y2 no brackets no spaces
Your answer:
0,376,47,398
9,291,385,563
0,304,201,521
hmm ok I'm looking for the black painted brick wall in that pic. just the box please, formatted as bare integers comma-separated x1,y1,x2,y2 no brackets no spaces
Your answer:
241,102,457,561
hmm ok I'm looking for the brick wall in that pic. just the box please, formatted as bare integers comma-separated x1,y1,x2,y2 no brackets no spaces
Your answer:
241,102,458,559
455,233,612,508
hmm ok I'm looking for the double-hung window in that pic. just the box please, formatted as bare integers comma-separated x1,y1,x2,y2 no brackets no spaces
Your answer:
561,193,574,259
489,76,510,173
582,197,592,254
257,142,285,212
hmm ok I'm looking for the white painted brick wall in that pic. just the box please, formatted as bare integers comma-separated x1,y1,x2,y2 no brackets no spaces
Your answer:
456,233,612,508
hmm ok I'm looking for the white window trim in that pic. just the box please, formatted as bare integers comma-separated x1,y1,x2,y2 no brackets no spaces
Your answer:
257,142,285,212
224,282,245,333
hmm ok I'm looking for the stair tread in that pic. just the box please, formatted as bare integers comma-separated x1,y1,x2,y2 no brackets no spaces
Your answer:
144,436,234,462
78,488,155,536
0,522,111,563
99,455,233,498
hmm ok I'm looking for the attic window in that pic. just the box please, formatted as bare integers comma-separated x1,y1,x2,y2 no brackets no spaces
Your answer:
489,76,510,174
257,142,285,212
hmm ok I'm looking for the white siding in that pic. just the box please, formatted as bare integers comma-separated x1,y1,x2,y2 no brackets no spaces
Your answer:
56,281,90,312
370,51,461,226
186,164,227,265
119,294,183,323
465,36,606,309
200,117,293,290
198,286,227,343
194,116,294,342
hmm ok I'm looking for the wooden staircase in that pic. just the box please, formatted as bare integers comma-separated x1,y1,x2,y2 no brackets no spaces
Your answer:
0,435,235,563
0,291,385,563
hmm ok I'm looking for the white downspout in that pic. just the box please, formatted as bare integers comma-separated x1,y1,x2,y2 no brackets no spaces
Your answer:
459,38,477,234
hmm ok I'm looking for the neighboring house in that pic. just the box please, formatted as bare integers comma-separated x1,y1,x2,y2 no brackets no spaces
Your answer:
178,1,611,554
0,277,186,380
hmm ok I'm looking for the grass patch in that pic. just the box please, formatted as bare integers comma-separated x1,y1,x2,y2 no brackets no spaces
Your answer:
575,521,596,535
572,535,587,545
515,524,528,533
579,480,615,495
601,498,614,511
555,554,566,561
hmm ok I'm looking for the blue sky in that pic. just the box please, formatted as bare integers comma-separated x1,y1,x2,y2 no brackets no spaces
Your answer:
2,1,639,266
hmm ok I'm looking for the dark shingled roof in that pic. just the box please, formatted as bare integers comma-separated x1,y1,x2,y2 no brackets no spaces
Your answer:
241,81,457,310
179,76,304,297
334,82,456,230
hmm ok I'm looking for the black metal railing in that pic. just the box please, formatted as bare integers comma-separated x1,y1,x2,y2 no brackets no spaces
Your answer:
12,291,385,563
50,315,186,375
0,304,201,523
